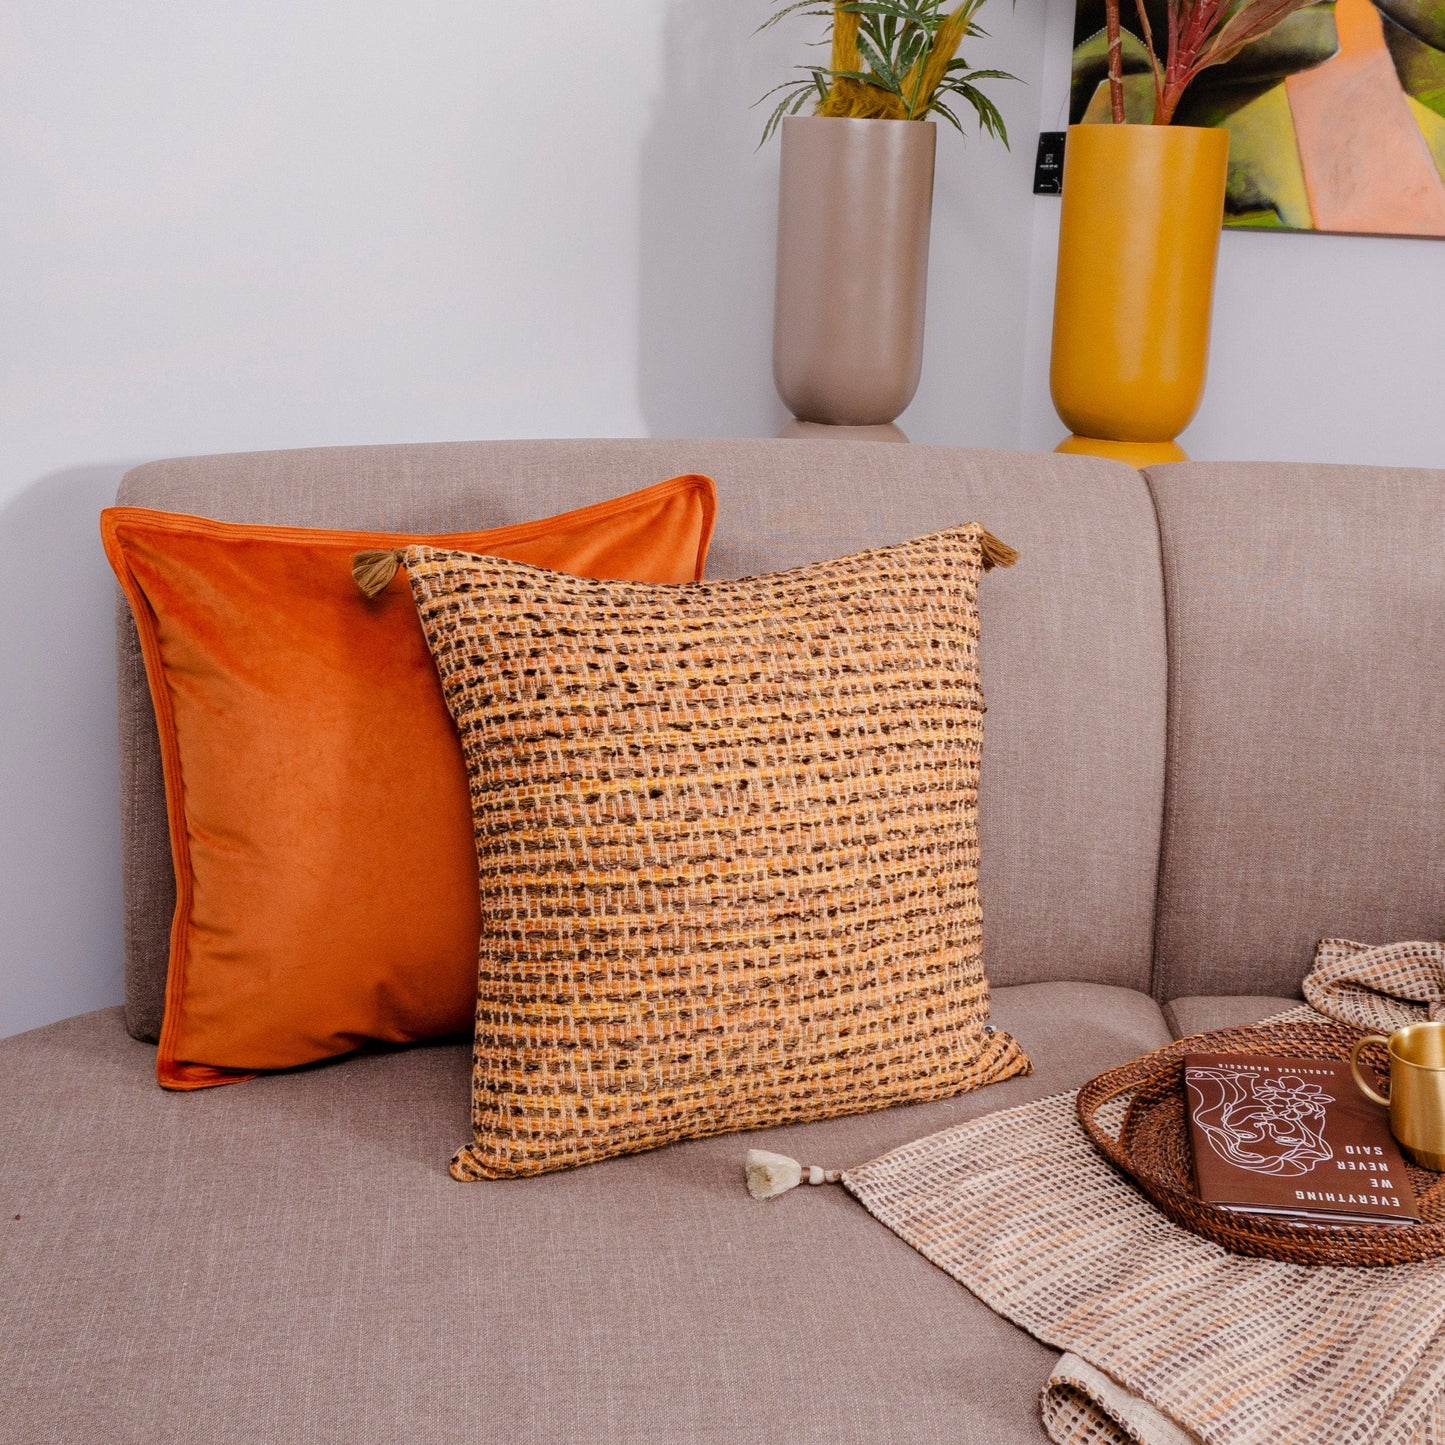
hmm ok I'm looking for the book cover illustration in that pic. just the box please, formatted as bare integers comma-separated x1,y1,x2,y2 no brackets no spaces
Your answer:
1184,1052,1421,1226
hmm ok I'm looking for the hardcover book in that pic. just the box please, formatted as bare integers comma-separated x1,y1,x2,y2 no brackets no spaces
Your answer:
1184,1053,1421,1226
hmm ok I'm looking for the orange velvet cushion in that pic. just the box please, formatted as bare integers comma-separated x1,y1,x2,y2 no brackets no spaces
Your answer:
101,475,716,1089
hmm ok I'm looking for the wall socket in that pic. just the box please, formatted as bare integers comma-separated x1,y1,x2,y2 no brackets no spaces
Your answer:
1033,132,1066,195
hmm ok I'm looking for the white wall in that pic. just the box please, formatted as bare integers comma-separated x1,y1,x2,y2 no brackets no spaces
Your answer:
1020,0,1445,465
0,1,1044,1038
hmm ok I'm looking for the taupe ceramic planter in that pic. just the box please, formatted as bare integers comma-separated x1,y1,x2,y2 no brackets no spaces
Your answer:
773,116,936,433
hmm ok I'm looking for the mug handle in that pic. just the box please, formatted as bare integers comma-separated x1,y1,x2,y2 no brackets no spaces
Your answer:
1349,1034,1393,1107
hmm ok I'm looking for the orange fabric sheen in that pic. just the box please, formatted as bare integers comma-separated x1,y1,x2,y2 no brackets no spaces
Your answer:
101,475,716,1090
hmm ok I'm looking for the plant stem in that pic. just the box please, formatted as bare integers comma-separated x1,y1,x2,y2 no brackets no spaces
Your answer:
1104,0,1126,122
1152,0,1225,123
1132,0,1166,121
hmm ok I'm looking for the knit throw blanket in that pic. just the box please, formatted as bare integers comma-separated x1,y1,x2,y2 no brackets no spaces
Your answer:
836,941,1445,1444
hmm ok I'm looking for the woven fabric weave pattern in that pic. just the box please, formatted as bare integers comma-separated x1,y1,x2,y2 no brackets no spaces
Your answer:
846,1068,1445,1445
1304,937,1445,1030
397,524,1030,1179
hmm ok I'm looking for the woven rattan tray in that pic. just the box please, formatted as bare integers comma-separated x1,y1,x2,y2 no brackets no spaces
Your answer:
1077,1019,1445,1266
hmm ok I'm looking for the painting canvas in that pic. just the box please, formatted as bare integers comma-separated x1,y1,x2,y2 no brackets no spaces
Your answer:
1069,0,1445,236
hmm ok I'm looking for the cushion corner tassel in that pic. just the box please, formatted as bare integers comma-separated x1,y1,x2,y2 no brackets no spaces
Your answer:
978,529,1018,571
744,1149,842,1200
351,548,404,599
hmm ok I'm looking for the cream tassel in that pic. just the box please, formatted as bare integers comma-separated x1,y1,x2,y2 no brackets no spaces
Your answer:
744,1149,842,1200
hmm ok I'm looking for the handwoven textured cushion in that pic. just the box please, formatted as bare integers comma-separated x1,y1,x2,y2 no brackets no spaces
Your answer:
379,523,1031,1179
101,475,716,1089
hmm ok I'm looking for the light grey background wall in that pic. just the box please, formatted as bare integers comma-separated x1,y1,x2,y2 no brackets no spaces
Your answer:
1,1,1438,1038
0,1,1043,1038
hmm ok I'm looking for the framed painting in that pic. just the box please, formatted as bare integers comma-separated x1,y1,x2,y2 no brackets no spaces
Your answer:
1069,0,1445,236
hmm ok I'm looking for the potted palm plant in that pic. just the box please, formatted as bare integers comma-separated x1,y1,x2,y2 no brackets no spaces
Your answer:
759,1,1015,438
1052,0,1328,462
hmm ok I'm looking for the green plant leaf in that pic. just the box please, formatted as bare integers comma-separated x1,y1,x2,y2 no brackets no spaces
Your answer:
854,27,903,89
936,77,1011,143
841,1,935,20
751,72,825,106
756,0,1018,144
756,72,827,146
896,27,931,75
945,63,1018,82
754,1,834,35
931,99,967,132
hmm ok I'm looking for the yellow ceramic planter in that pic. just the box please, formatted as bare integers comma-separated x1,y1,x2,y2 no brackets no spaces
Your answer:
1050,124,1229,464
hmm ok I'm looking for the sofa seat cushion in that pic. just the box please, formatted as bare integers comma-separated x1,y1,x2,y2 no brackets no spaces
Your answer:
1164,994,1302,1039
0,983,1171,1445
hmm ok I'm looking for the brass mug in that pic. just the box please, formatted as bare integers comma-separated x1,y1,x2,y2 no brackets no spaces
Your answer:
1349,1021,1445,1171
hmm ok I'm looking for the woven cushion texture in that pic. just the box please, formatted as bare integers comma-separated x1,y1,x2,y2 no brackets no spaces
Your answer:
116,439,1169,1040
101,477,715,1087
394,524,1031,1178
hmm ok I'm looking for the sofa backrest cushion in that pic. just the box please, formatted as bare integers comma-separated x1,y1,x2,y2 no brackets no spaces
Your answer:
116,438,1167,1040
1147,460,1445,1002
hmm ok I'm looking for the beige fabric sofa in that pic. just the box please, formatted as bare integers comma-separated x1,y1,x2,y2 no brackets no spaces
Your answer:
3,439,1441,1443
